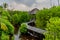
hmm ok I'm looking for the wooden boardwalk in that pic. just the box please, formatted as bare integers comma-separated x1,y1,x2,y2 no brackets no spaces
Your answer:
26,21,46,34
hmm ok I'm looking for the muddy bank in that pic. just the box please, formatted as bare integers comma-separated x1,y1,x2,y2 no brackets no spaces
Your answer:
20,35,37,40
20,32,45,40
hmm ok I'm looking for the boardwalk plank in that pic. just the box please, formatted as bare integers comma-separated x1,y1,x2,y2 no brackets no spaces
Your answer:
26,23,46,34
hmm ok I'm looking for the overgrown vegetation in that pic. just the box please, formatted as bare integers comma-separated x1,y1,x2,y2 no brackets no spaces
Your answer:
44,17,60,40
36,6,60,40
0,4,30,40
1,18,14,40
1,3,60,40
36,6,60,29
20,23,27,34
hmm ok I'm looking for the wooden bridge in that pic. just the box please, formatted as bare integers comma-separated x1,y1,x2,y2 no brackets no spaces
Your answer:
25,21,46,39
26,25,46,34
26,20,46,34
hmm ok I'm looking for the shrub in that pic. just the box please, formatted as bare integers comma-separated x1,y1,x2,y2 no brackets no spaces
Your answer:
1,23,8,31
36,9,50,29
11,13,19,26
11,11,30,26
1,18,14,34
36,6,60,29
44,17,60,40
20,23,27,34
1,32,9,40
1,18,14,40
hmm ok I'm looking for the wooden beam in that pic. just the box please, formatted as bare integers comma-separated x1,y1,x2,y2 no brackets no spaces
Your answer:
26,23,46,34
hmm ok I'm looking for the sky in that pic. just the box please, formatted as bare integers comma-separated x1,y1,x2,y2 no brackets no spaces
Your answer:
0,0,60,11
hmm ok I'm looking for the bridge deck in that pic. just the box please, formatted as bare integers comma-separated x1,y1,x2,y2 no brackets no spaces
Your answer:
26,23,46,34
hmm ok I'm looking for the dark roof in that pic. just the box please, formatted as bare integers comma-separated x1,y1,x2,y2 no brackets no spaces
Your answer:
29,8,39,14
31,8,39,12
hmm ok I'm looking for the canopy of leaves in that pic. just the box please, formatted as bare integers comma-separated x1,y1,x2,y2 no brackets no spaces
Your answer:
1,18,14,34
36,6,60,29
0,4,30,40
10,11,30,26
44,17,60,40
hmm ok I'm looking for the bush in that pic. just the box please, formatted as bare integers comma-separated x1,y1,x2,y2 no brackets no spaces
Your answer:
2,10,11,18
18,11,30,23
11,13,19,26
1,23,8,31
1,18,14,34
1,10,30,27
1,18,14,40
36,6,60,29
11,11,30,26
20,23,27,34
44,17,60,40
1,32,9,40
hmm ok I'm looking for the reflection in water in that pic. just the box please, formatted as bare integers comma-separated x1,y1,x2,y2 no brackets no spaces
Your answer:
14,29,20,40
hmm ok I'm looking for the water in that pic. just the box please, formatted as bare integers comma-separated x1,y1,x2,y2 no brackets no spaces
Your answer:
14,29,20,40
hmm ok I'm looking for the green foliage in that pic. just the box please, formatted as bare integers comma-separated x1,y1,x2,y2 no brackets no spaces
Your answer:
44,17,60,40
11,13,19,25
1,9,30,27
18,11,30,23
36,9,50,29
1,10,11,20
1,18,14,34
36,6,60,29
20,23,27,34
1,23,8,31
30,14,36,20
11,11,30,26
1,32,9,40
0,4,31,40
0,6,3,12
0,18,14,40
